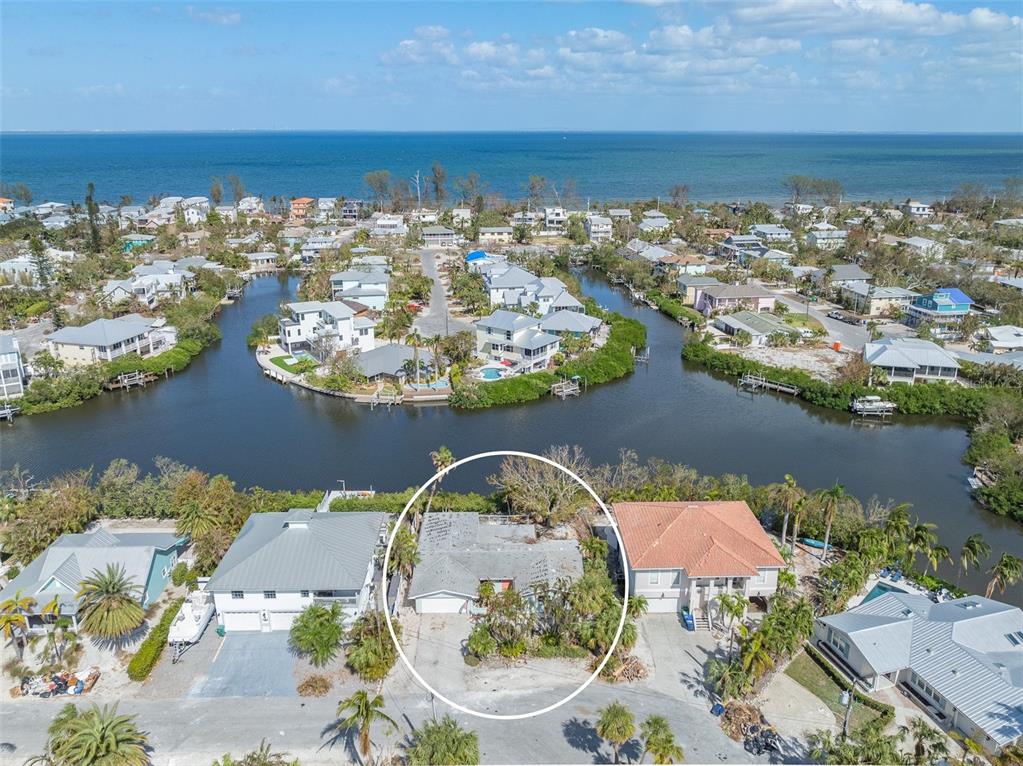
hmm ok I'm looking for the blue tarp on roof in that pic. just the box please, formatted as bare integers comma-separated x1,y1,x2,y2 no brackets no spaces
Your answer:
935,287,974,305
466,250,487,261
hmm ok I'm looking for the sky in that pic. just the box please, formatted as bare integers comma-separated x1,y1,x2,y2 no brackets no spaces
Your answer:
1,0,1022,133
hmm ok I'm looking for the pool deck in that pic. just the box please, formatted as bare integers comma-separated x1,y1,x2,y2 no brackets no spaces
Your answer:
847,574,929,609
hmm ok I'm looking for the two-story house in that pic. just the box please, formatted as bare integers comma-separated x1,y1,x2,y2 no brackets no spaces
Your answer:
47,314,175,367
905,288,974,338
278,301,377,359
329,269,389,310
0,334,26,400
475,310,561,373
694,284,776,316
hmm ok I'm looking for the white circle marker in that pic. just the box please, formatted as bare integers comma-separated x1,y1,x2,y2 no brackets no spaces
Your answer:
381,450,629,720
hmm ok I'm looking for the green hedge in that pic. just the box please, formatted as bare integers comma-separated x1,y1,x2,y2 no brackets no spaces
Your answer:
103,338,206,380
803,643,894,727
647,290,705,326
127,596,185,682
449,312,647,409
330,489,498,514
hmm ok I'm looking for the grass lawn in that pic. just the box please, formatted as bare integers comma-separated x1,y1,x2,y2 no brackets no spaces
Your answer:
269,355,313,374
782,312,826,332
784,652,881,732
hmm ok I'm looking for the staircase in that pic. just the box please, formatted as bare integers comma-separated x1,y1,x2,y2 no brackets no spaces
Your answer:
693,611,712,631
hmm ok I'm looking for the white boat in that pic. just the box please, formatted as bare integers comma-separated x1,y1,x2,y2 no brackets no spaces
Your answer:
167,589,215,645
851,395,896,417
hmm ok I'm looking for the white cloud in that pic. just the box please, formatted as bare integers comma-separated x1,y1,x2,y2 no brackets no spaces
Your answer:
322,74,358,95
186,5,241,26
75,83,126,97
380,25,459,66
560,27,633,53
465,40,519,63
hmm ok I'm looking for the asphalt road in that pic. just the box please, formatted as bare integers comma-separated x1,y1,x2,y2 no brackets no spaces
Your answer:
770,290,869,351
412,248,473,338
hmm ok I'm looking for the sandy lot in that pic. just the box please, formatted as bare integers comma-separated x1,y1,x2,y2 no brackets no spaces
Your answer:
733,345,848,381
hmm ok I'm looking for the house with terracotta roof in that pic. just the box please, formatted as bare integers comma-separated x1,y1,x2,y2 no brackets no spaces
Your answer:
289,197,316,222
612,501,785,619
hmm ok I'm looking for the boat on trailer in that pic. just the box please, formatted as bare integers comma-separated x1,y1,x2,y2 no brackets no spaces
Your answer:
168,589,215,660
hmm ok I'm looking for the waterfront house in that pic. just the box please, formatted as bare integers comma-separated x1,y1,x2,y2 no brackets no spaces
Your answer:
627,243,675,265
278,301,377,359
585,215,613,243
0,527,186,634
905,288,974,337
749,223,793,243
981,325,1023,354
639,210,671,235
475,310,560,372
48,314,176,367
214,204,238,223
452,208,472,227
608,208,632,221
0,334,26,399
479,226,514,246
410,208,440,225
245,251,279,273
900,199,934,219
677,275,722,305
101,277,160,309
354,343,437,384
339,199,363,221
516,276,581,315
182,197,210,226
299,235,343,264
237,196,265,216
814,594,1023,755
807,229,848,251
612,501,784,620
512,211,540,227
862,337,959,383
839,283,919,317
713,310,794,346
279,226,312,248
543,207,568,231
479,262,538,306
422,225,457,248
209,509,386,632
784,202,815,217
537,309,602,339
655,253,708,278
408,513,582,614
694,284,776,316
329,269,389,310
289,197,315,222
316,198,337,221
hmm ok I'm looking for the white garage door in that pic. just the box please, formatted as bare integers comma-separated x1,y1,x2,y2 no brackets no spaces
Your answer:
645,597,679,614
270,611,299,631
222,611,261,632
416,596,467,614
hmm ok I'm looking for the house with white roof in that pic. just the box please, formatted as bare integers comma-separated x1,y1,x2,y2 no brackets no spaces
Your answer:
607,208,632,221
814,593,1023,754
214,204,238,223
807,229,848,251
452,208,472,227
839,283,919,317
479,226,514,246
0,334,26,400
209,508,386,632
543,207,568,231
639,210,671,235
371,213,408,238
862,337,959,384
537,310,602,339
278,301,377,358
981,325,1023,354
475,309,560,372
422,225,457,248
48,314,177,367
330,269,389,310
0,527,186,634
408,513,582,614
585,215,613,243
237,196,265,216
900,200,934,219
749,223,793,243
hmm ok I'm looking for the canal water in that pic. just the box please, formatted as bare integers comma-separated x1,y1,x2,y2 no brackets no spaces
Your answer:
2,272,1020,600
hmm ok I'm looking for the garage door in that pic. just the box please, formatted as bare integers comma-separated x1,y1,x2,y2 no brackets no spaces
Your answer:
222,611,261,632
270,611,299,631
416,596,467,614
645,597,679,614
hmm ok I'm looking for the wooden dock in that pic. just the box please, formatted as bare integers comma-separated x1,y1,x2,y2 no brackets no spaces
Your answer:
369,391,403,410
737,373,800,396
633,346,650,364
550,380,581,399
104,371,158,391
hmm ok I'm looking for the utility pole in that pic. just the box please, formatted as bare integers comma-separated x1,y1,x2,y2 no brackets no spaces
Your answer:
841,688,854,740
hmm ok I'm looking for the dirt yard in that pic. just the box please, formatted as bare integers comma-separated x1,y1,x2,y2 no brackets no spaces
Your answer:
733,345,847,382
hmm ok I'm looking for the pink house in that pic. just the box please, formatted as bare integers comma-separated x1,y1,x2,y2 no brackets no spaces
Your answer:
694,284,776,316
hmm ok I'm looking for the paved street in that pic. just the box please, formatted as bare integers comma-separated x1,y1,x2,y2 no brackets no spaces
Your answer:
770,290,869,351
412,248,473,337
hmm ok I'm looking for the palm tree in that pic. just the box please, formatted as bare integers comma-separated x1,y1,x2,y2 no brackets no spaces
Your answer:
739,624,775,683
289,602,346,667
330,689,398,764
777,568,797,594
76,564,145,640
387,521,420,579
212,739,298,766
770,474,805,553
596,701,636,765
406,330,424,385
0,588,36,659
640,715,684,764
986,553,1023,599
907,521,939,572
423,333,445,380
950,730,986,766
715,592,747,659
790,496,807,554
924,543,952,576
900,717,948,766
405,715,479,765
418,445,455,530
883,503,912,562
959,534,991,584
626,595,649,620
813,483,850,562
33,703,150,766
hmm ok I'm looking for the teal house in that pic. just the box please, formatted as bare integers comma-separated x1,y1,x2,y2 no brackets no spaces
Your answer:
906,287,974,338
0,528,188,633
121,233,157,253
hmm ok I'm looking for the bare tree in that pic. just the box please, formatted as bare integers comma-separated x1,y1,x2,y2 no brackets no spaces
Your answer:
489,445,593,527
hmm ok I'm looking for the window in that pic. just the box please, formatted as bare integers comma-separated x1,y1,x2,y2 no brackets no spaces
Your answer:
671,571,682,587
755,570,768,585
263,590,276,599
231,591,244,600
301,590,309,598
647,571,660,585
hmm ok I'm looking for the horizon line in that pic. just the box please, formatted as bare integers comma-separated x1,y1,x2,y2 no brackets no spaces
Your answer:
2,129,1022,137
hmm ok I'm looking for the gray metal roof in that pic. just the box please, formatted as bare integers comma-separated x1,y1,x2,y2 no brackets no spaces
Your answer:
207,510,386,593
48,314,154,348
819,593,1023,746
487,265,537,289
478,310,540,333
0,529,183,617
518,328,561,350
538,310,602,334
864,338,959,371
408,513,583,599
0,334,19,356
354,343,435,379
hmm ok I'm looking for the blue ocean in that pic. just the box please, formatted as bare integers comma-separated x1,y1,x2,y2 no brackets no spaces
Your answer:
1,131,1021,205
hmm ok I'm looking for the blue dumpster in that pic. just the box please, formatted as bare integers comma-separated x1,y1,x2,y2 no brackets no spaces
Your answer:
681,608,695,631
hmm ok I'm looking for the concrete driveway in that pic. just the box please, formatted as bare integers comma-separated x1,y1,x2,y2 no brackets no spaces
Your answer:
189,632,298,699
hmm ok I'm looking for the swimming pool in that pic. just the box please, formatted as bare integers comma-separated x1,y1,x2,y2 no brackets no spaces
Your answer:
863,581,907,603
479,368,503,381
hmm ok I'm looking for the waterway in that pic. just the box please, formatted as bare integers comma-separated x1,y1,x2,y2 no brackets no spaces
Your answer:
2,271,1020,600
